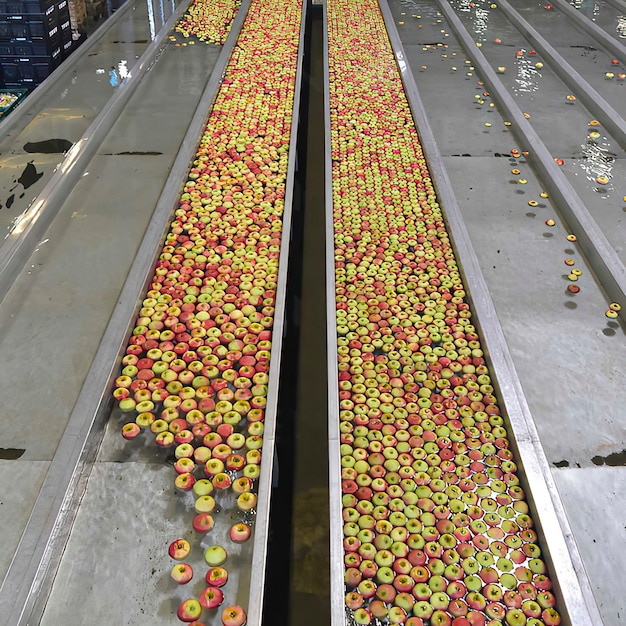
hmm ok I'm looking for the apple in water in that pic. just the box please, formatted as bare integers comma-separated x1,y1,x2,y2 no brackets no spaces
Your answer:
178,598,202,622
237,492,257,511
205,545,227,567
122,422,141,439
206,566,228,587
169,539,191,560
193,513,214,533
199,586,224,610
221,605,247,626
353,607,372,624
170,562,193,584
230,522,252,543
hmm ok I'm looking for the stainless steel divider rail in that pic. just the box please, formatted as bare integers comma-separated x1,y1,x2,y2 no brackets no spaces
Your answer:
0,2,252,623
323,3,346,626
0,0,193,307
247,0,308,620
496,0,626,149
377,1,605,624
436,0,626,313
550,0,626,65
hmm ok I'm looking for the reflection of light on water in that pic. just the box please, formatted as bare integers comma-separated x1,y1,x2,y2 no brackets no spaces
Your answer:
513,49,542,94
617,16,626,38
580,134,614,193
473,8,490,40
448,0,490,38
118,60,129,80
147,0,156,40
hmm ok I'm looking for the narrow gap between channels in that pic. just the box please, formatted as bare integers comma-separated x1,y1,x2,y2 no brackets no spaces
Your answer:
263,3,330,624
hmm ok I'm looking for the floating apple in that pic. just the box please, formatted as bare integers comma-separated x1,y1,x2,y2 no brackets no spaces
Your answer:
171,562,193,584
206,566,229,587
199,586,224,610
230,522,252,543
221,605,247,626
169,539,191,561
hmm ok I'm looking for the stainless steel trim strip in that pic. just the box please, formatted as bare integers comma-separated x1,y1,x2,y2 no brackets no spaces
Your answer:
0,2,252,623
436,0,626,312
246,0,307,621
497,0,626,148
323,2,347,625
550,0,626,65
379,1,605,624
0,0,193,307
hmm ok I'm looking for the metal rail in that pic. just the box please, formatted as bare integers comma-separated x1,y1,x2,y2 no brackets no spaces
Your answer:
379,1,605,624
496,0,626,150
247,0,308,621
0,2,252,622
0,0,193,307
322,2,346,625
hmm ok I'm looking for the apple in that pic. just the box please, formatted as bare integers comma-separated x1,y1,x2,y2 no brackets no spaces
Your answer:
353,608,372,624
206,566,228,587
122,423,141,439
221,605,247,626
237,491,257,511
431,610,453,626
204,545,227,567
200,586,224,610
230,522,251,543
170,562,193,584
542,608,562,625
413,601,434,620
370,599,388,619
395,591,416,612
376,582,396,603
169,539,191,560
193,513,214,533
195,495,216,514
387,606,407,624
178,599,202,622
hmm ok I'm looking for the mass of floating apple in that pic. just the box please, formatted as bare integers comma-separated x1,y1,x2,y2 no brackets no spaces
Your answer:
328,0,561,624
114,0,302,623
175,0,242,45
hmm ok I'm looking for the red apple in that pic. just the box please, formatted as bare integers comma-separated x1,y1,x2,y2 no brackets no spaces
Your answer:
199,586,224,610
221,605,247,626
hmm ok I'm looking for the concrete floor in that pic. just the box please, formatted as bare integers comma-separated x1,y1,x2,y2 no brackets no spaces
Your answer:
391,0,625,622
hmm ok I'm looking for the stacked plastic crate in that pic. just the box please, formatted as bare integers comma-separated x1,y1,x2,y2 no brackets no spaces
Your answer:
0,0,74,88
